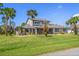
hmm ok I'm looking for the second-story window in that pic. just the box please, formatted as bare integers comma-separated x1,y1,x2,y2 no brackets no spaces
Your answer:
34,21,39,26
35,22,39,24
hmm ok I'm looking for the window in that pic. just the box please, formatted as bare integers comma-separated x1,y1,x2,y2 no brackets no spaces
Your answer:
34,21,40,26
35,22,39,24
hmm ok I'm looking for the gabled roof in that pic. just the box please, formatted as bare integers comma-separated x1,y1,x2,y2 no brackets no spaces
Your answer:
26,18,30,24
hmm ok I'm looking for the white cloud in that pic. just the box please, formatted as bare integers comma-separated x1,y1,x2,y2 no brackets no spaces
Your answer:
73,13,79,17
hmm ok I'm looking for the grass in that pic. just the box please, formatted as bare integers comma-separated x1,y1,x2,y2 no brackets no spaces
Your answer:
0,34,79,56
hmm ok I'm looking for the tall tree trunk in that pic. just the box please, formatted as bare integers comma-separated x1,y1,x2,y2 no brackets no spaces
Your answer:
9,19,12,35
73,23,77,35
5,20,8,36
9,19,11,28
5,16,8,36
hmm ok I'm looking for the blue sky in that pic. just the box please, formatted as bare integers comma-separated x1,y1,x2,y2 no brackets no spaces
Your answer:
0,3,79,26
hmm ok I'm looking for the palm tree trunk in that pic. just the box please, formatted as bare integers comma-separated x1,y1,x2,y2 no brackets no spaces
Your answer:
45,32,48,37
5,20,8,36
5,16,8,36
9,19,11,28
73,23,77,35
9,19,12,35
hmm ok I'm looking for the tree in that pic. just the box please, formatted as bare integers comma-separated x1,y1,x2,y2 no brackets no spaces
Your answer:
8,8,16,35
1,17,6,33
21,22,26,27
20,22,26,35
8,8,16,28
27,9,38,18
0,3,3,16
0,7,16,36
2,16,6,24
10,21,15,28
43,21,49,36
0,25,5,34
0,3,4,34
66,16,79,35
0,3,3,8
9,21,16,35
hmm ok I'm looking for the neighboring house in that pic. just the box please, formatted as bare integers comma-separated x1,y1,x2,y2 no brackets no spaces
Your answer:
66,24,79,34
22,18,64,34
76,25,79,33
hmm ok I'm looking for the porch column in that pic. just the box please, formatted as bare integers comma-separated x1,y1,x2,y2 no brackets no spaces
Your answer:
59,28,61,32
35,28,37,35
28,28,30,33
53,28,55,34
60,28,63,32
32,28,33,34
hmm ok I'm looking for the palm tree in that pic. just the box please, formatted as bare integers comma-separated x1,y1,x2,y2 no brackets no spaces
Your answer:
8,8,16,35
21,22,26,27
27,9,38,18
2,17,6,33
43,21,49,36
8,8,16,28
0,8,8,35
0,25,5,34
0,7,16,36
0,3,3,14
66,16,79,35
10,21,15,28
10,21,16,35
2,16,6,24
0,3,3,8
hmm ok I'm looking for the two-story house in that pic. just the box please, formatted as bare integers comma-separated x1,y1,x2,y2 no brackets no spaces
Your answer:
22,18,64,34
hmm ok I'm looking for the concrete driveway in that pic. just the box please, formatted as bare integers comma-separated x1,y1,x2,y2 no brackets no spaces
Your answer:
40,47,79,56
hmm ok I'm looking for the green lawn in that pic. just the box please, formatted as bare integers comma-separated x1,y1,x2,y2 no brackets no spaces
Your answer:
0,34,79,56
